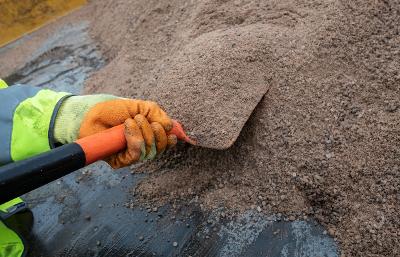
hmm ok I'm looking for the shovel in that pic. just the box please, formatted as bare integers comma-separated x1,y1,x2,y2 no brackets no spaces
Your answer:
0,120,194,203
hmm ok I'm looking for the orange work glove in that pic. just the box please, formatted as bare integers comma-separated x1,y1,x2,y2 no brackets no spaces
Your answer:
54,95,177,169
79,99,177,168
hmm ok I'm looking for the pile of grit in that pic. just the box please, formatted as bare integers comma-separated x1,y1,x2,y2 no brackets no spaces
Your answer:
84,0,400,256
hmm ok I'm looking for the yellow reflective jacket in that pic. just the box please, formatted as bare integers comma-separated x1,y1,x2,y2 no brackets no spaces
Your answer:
0,79,71,257
0,79,70,165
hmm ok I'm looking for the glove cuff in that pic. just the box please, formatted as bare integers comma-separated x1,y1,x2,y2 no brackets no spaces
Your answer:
53,94,118,144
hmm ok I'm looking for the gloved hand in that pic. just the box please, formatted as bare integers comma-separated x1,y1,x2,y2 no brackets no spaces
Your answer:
53,95,177,168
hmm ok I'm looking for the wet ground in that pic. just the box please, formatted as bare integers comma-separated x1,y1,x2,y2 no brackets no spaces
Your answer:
1,21,339,257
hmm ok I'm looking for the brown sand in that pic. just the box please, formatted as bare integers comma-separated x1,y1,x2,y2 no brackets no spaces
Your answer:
85,0,398,256
85,1,287,149
0,0,397,256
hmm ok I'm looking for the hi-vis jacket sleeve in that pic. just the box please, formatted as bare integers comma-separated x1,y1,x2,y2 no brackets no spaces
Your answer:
0,79,71,165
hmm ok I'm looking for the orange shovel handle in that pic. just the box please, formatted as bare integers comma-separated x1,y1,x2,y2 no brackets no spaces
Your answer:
76,124,125,165
76,120,195,165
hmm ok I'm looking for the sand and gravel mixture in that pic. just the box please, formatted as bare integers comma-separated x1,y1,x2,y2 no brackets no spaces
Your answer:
83,0,400,256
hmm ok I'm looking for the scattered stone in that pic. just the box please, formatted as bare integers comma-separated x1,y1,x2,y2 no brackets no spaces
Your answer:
385,102,398,112
96,241,101,246
328,228,336,236
172,241,178,247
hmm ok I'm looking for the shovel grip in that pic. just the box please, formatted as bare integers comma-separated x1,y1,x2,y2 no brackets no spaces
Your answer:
75,120,195,165
76,124,126,165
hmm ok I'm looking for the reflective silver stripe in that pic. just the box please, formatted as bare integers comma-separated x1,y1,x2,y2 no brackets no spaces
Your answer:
0,85,41,165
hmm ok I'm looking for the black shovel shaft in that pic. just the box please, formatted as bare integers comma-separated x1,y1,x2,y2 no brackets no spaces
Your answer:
0,143,86,203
